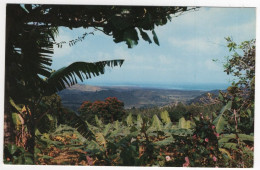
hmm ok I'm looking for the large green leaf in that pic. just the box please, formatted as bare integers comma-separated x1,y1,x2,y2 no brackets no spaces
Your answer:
213,101,232,134
9,98,22,113
238,134,254,142
114,120,120,130
178,117,191,129
103,124,111,137
163,122,173,130
95,133,107,149
160,110,171,124
8,144,18,155
218,134,236,144
138,28,152,44
11,113,23,127
178,117,185,129
219,133,254,144
154,136,174,146
95,115,103,128
126,113,134,126
136,114,143,128
151,114,162,131
46,60,124,94
41,155,54,160
24,157,34,164
152,30,160,46
170,128,194,136
85,140,104,154
221,142,238,150
185,120,191,129
39,133,62,146
123,28,139,48
243,146,254,157
219,148,232,159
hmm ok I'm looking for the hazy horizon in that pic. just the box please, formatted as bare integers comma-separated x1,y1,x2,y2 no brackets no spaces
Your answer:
77,81,230,91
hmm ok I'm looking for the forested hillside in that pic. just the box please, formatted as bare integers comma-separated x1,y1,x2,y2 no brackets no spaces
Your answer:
59,85,205,110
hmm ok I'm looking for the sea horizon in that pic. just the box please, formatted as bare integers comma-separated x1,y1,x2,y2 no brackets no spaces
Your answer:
80,82,231,91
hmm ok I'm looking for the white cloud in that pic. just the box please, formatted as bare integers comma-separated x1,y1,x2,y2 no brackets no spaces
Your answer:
159,7,255,47
168,38,221,55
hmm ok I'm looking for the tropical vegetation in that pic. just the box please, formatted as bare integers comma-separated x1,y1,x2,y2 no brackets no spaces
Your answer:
3,4,255,168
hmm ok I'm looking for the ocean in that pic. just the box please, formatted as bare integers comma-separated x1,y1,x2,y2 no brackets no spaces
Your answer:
82,82,231,91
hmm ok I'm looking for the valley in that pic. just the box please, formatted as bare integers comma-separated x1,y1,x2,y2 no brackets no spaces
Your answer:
58,84,209,111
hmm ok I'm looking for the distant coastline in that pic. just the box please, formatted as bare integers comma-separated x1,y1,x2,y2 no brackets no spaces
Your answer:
59,83,228,111
79,82,230,91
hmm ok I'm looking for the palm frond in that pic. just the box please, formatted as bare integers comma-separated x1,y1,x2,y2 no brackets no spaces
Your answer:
45,60,124,95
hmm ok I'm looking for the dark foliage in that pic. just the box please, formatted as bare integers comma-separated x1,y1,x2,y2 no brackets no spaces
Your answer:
79,97,125,124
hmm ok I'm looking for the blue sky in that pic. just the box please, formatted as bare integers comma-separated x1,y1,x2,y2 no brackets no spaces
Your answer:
51,7,255,88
